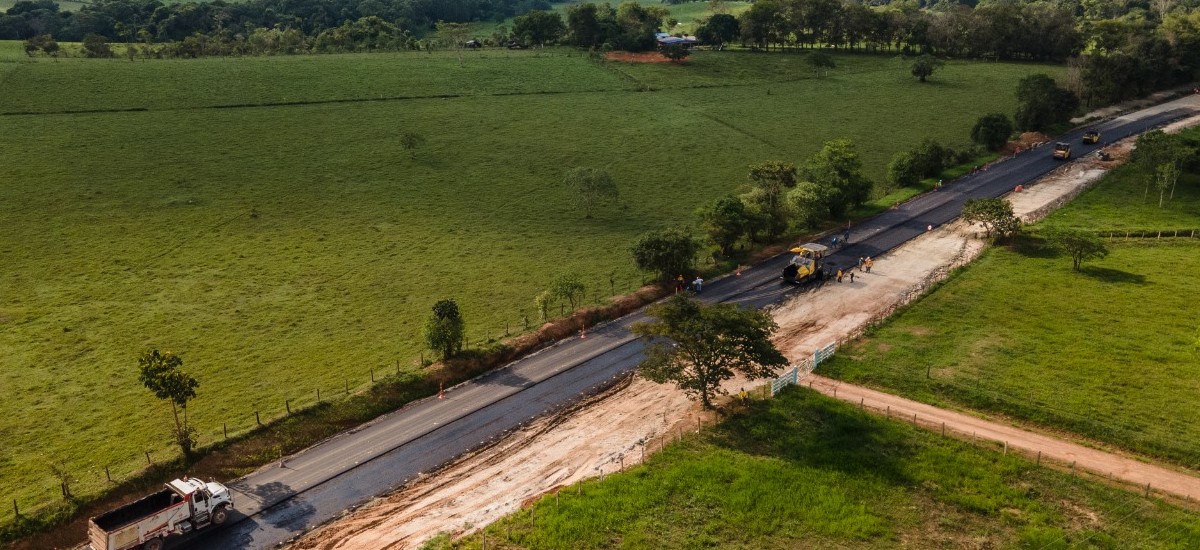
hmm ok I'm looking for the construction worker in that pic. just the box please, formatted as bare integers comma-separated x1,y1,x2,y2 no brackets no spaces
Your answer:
692,276,704,293
836,269,844,283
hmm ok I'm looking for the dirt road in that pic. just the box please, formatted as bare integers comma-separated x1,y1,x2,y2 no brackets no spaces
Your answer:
287,113,1200,550
804,374,1200,500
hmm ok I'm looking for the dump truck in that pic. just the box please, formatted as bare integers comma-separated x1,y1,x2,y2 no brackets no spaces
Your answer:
782,243,828,284
1052,142,1071,160
1082,130,1100,144
88,478,233,550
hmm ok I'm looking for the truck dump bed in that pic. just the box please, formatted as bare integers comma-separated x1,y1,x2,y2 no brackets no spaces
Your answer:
89,489,185,550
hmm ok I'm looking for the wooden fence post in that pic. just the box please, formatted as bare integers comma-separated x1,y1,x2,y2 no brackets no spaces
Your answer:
256,411,262,426
145,451,152,466
223,423,228,440
105,466,112,483
286,399,291,415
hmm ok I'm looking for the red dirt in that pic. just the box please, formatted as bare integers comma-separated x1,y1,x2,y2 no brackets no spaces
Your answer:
605,51,677,63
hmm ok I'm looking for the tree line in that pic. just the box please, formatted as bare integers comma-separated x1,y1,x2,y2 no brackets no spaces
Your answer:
0,0,551,42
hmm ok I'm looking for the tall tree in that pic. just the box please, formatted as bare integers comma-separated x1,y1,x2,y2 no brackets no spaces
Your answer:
910,54,943,82
1044,228,1108,271
697,195,752,256
633,295,787,409
961,198,1020,239
513,10,565,47
971,113,1014,151
549,272,586,309
742,161,797,239
138,350,200,457
1014,73,1079,131
696,13,739,48
424,299,466,361
630,227,700,283
564,166,619,218
802,139,872,218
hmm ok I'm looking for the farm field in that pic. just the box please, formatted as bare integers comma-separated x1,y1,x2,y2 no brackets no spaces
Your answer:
822,155,1200,468
0,46,1059,522
442,389,1200,549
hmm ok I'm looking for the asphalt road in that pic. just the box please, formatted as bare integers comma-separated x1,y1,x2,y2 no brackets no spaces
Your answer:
171,102,1193,550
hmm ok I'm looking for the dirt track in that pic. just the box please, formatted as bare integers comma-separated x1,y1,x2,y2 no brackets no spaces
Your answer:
287,115,1200,549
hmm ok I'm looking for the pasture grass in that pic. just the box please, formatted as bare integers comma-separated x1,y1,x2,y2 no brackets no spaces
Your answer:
0,47,1059,523
822,158,1200,467
444,389,1200,549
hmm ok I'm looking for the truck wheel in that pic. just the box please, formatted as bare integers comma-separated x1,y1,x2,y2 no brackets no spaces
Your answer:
142,538,164,550
211,505,229,526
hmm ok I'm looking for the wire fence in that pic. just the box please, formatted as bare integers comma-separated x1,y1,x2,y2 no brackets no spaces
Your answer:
1,275,663,531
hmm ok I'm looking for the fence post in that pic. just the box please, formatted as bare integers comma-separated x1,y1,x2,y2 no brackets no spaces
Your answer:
256,411,262,426
1146,483,1151,497
286,400,291,415
370,368,375,383
105,465,112,483
317,389,321,404
1036,451,1041,466
145,451,152,466
12,499,17,518
223,422,228,440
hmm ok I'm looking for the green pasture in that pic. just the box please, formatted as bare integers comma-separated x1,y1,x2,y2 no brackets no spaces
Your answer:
442,389,1200,549
822,159,1200,467
0,46,1057,521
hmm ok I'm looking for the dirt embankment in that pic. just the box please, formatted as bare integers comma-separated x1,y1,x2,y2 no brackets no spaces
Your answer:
287,110,1200,550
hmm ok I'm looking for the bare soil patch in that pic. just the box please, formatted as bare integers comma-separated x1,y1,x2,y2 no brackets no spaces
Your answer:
605,51,676,64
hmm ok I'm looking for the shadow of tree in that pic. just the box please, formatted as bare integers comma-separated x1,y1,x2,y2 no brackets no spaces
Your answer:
1078,266,1147,284
247,481,316,530
709,388,913,485
1008,234,1059,259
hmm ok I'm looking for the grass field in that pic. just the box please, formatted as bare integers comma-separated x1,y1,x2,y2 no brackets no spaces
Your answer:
0,44,1062,521
822,154,1200,468
439,389,1200,549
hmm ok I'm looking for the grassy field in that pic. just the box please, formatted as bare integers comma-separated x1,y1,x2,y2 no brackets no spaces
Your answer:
0,44,1061,521
822,153,1200,468
439,389,1200,549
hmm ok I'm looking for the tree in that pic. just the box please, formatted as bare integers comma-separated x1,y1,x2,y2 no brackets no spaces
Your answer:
549,272,586,309
399,131,425,159
513,10,565,47
81,33,115,58
886,150,921,188
697,195,751,256
971,113,1014,151
632,295,787,409
1132,130,1189,204
806,51,836,78
785,181,834,229
424,299,466,361
436,21,472,66
564,166,619,218
696,13,739,48
138,350,200,457
910,54,943,82
660,43,690,61
42,37,60,57
1044,228,1108,271
1014,73,1079,131
742,161,797,240
910,138,952,179
630,227,701,283
802,139,872,218
1155,162,1180,208
23,34,50,56
961,198,1020,239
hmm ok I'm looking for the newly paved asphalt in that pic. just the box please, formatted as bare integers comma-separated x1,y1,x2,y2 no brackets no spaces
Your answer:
173,101,1194,549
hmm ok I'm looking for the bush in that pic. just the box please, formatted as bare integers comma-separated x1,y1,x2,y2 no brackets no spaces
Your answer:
971,113,1014,151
